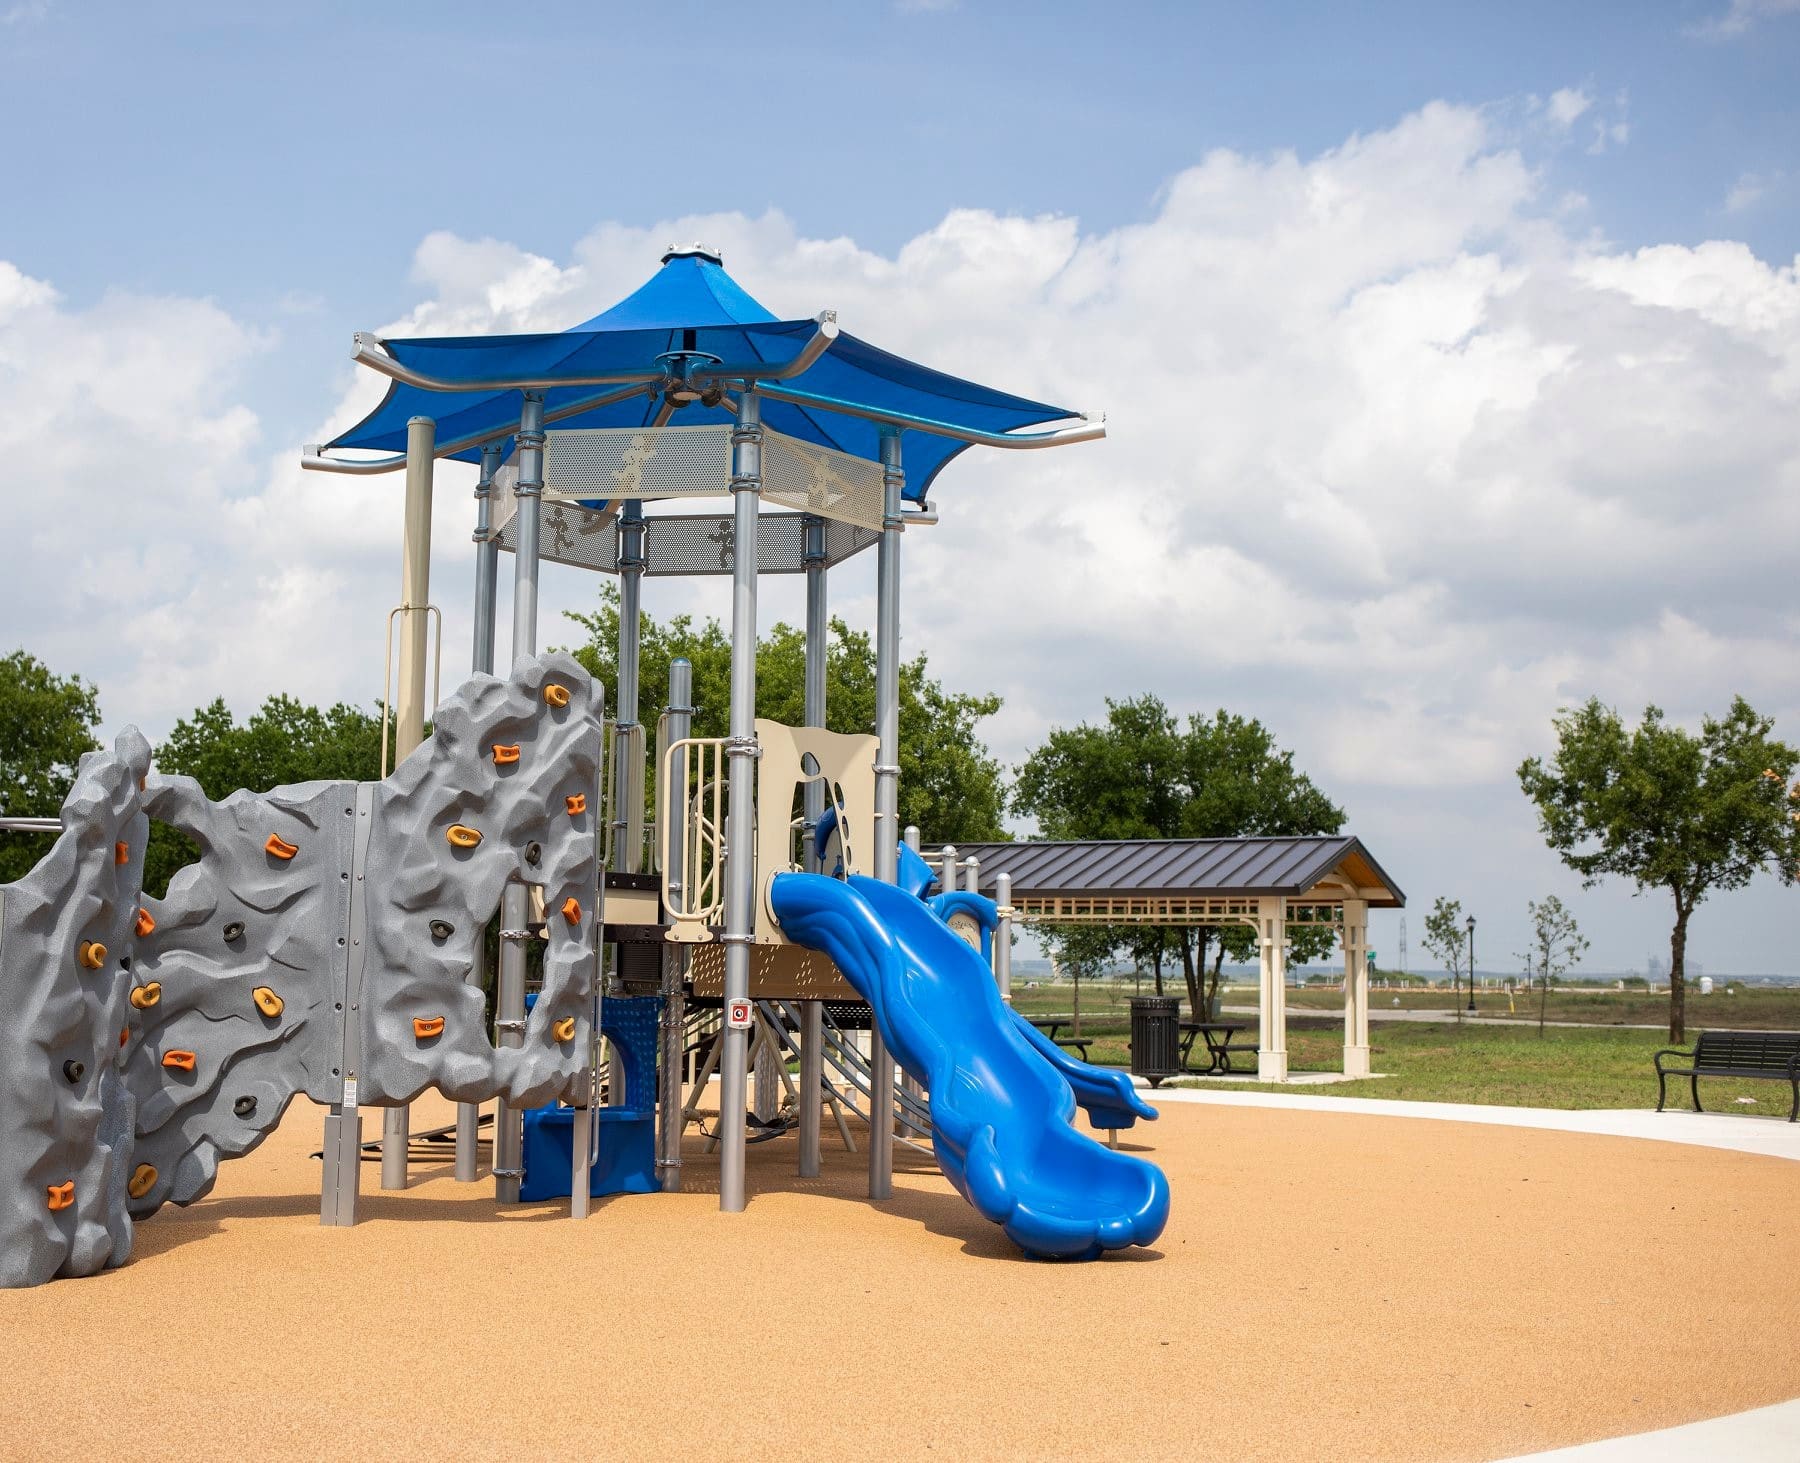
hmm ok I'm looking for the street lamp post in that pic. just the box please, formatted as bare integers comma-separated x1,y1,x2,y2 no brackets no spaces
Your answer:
1465,913,1477,1014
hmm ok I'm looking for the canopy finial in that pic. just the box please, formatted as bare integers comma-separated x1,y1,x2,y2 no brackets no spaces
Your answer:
661,242,723,265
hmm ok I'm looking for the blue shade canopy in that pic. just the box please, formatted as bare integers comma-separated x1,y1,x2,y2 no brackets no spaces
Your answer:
325,251,1080,500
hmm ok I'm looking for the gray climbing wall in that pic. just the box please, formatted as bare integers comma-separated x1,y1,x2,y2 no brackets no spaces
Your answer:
0,652,605,1283
0,731,150,1289
124,777,353,1216
358,650,601,1109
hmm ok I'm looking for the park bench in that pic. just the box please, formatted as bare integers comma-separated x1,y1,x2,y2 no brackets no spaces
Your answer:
1654,1030,1800,1121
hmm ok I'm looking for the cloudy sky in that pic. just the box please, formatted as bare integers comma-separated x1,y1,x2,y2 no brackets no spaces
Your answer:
4,1,1798,975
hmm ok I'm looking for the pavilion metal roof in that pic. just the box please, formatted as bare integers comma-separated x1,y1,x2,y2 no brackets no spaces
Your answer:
939,835,1405,908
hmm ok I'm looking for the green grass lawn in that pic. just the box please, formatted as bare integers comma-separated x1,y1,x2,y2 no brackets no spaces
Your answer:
1002,980,1798,1118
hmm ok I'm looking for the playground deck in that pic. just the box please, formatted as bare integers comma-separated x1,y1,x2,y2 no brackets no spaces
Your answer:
3,1093,1795,1462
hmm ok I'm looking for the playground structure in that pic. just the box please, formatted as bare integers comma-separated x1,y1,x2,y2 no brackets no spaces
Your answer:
0,245,1181,1284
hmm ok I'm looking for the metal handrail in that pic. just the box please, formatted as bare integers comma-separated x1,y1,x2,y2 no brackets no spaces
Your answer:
659,736,729,932
0,816,61,833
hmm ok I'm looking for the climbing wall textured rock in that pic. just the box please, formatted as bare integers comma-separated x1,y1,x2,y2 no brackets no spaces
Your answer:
358,650,602,1109
124,777,353,1216
0,731,150,1288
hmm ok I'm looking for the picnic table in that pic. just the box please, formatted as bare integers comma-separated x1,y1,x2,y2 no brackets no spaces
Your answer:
1029,1018,1092,1063
1179,1021,1256,1076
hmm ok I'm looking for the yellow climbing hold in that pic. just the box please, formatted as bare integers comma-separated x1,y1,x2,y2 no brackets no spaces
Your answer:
264,833,299,860
135,908,156,938
127,1164,158,1200
543,683,571,708
252,986,284,1018
129,983,162,1011
46,1181,75,1212
552,1017,576,1042
446,824,482,850
78,941,107,970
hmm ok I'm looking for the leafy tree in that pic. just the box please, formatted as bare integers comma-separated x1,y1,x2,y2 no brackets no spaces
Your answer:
1013,695,1344,1017
145,695,387,896
1419,896,1467,1018
0,650,102,883
565,585,1007,846
1518,696,1800,1041
1515,895,1588,1037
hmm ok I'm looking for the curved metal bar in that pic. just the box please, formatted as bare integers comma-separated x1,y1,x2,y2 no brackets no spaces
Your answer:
690,313,839,386
756,381,1106,449
301,381,659,474
351,331,667,393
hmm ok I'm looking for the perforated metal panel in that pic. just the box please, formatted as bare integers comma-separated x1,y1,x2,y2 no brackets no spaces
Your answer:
544,425,732,500
762,432,887,532
491,495,878,576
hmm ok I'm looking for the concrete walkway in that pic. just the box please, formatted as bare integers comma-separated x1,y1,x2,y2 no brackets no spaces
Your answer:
1144,1085,1800,1459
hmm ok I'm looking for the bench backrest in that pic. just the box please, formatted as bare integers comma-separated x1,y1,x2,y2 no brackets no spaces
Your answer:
1693,1030,1800,1071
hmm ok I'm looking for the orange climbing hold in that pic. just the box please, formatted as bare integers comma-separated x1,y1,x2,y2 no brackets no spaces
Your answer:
413,1016,446,1040
161,1050,197,1073
78,941,107,970
560,896,581,926
135,908,156,938
492,743,521,765
114,841,130,865
129,983,162,1011
565,793,587,816
552,1017,576,1042
127,1164,158,1200
446,824,482,849
265,833,299,860
119,1028,129,1049
252,986,284,1018
543,683,571,708
46,1182,75,1212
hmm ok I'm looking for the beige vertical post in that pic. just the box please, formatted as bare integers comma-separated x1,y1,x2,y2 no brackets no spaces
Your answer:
1342,900,1370,1077
381,414,435,1190
1257,896,1289,1083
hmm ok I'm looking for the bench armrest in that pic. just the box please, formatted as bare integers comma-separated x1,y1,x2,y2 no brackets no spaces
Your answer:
1653,1047,1694,1074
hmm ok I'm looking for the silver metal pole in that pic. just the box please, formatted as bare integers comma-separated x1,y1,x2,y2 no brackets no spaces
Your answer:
903,825,920,854
493,391,546,1205
799,514,828,1177
613,499,646,876
719,390,763,1214
869,427,903,1200
457,441,502,1183
659,658,693,1193
382,415,435,1191
963,854,979,895
995,872,1013,1004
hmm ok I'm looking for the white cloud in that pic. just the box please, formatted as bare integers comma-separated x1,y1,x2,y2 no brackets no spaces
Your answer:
1545,87,1592,130
7,97,1800,971
1723,169,1783,212
1689,0,1800,39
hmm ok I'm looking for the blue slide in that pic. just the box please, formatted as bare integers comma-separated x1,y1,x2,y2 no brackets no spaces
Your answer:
769,871,1170,1260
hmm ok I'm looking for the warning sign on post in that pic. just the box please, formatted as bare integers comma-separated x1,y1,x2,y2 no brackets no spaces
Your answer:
726,998,753,1029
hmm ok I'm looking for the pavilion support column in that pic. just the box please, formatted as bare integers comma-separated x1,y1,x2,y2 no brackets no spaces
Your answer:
719,390,763,1214
1343,899,1370,1077
798,515,827,1180
1257,896,1289,1083
868,427,904,1201
456,441,502,1183
494,391,546,1207
382,415,435,1191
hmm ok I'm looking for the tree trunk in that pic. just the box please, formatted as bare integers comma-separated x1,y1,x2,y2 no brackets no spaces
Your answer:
1668,896,1690,1044
1536,957,1548,1038
1179,928,1202,1019
1206,940,1226,1021
1152,939,1164,998
1073,963,1082,1038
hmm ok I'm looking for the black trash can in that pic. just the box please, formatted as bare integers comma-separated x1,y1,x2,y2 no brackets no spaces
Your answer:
1129,995,1181,1087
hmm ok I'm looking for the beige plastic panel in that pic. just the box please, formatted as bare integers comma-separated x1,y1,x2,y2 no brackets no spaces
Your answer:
752,719,877,944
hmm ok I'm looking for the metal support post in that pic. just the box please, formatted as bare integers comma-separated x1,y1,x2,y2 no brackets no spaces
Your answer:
903,825,920,854
381,415,435,1191
869,427,904,1200
799,514,828,1175
658,659,694,1192
494,392,546,1204
719,391,763,1214
994,873,1014,1003
456,440,502,1183
940,844,957,894
613,498,646,878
